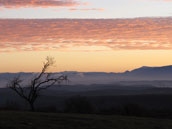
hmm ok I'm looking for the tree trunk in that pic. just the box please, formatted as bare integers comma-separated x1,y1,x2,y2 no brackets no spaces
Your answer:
29,102,35,112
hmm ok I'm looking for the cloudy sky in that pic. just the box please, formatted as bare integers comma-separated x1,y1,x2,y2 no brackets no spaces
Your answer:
0,0,172,18
0,0,172,73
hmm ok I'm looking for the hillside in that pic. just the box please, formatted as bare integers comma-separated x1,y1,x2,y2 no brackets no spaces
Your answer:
0,111,172,129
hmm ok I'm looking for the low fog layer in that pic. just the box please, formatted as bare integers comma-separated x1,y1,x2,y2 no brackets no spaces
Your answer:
0,65,172,88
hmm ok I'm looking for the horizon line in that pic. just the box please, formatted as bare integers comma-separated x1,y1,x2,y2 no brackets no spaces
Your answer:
1,64,172,74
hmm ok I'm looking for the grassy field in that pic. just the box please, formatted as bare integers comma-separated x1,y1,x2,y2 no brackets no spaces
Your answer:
0,111,172,129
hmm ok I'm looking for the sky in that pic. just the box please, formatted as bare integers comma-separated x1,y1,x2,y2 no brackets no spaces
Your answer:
0,0,172,73
0,0,172,18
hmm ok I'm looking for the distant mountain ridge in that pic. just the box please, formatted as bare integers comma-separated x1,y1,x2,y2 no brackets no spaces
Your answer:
122,65,172,80
0,65,172,86
130,65,172,73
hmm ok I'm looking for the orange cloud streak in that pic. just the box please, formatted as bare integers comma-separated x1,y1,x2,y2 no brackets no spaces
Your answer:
0,18,172,52
0,0,79,8
69,8,104,11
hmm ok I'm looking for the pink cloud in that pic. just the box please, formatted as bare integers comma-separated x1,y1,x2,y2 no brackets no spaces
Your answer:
69,8,104,11
0,18,172,52
0,0,80,8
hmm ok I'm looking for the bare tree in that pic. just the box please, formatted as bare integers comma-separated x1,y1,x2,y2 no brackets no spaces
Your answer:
7,57,67,111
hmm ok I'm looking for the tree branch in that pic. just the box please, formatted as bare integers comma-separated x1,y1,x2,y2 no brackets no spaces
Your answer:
7,56,67,111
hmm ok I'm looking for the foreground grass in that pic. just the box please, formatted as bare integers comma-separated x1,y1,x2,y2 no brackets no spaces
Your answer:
0,111,172,129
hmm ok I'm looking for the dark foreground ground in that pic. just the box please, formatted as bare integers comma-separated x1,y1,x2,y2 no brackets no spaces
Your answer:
0,111,172,129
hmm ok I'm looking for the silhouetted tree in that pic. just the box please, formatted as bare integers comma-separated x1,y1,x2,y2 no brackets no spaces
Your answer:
7,57,67,111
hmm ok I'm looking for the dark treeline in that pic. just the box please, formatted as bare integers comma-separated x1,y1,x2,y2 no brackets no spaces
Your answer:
2,94,172,119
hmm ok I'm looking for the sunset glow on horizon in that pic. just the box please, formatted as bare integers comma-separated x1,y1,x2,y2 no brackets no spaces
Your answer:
1,50,172,73
0,0,172,73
